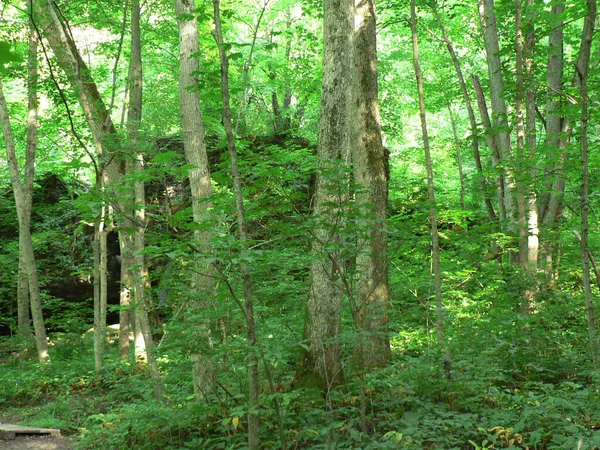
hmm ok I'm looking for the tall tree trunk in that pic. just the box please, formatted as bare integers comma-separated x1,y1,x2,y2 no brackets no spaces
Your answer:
127,0,162,399
212,2,260,446
352,0,391,370
174,0,215,400
538,0,564,223
410,0,451,378
432,2,496,221
514,0,538,315
478,0,515,226
578,0,599,366
37,0,136,360
294,0,354,391
0,9,49,361
542,0,595,228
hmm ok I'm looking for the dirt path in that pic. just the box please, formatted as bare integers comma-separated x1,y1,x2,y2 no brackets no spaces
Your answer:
0,435,75,450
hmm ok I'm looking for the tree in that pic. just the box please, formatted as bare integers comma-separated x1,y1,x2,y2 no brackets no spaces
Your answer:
36,0,133,359
478,0,515,227
174,0,216,399
352,0,391,369
577,0,599,366
0,5,49,361
431,2,496,221
409,0,451,378
213,1,261,444
295,0,354,391
126,0,162,399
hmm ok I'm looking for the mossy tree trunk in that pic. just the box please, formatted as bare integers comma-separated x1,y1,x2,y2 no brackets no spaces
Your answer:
351,0,391,370
295,0,354,391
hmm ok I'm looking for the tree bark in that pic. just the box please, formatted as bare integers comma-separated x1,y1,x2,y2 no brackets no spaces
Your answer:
542,0,596,228
514,0,538,314
538,1,564,223
212,1,260,446
17,251,30,336
93,204,109,372
577,0,599,367
478,0,515,225
410,0,451,378
174,0,216,400
0,10,49,361
352,0,391,370
127,0,162,399
36,0,139,360
294,0,354,391
0,87,49,361
472,74,505,223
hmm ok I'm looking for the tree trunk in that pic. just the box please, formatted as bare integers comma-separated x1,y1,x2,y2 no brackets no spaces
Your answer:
577,0,599,366
351,0,391,370
432,3,496,221
410,0,451,378
0,14,49,362
17,251,31,336
472,74,505,224
478,0,515,226
542,0,595,228
212,1,261,446
37,0,138,361
514,0,538,315
174,0,216,400
294,0,354,391
126,0,162,399
447,105,466,210
93,202,109,372
538,0,564,223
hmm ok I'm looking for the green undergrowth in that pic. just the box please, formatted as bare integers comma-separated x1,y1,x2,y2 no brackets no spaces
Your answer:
2,307,600,450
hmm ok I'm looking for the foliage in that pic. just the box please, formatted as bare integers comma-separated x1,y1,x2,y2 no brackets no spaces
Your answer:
1,0,600,448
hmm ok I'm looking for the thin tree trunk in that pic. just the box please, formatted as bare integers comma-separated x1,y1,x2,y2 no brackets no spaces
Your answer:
514,0,538,315
174,0,215,400
538,0,564,222
448,104,466,210
523,0,539,310
212,2,260,446
432,3,495,221
294,0,354,391
542,0,595,228
578,0,599,366
472,74,505,223
93,200,110,372
93,218,101,370
126,0,162,399
352,0,391,370
410,0,451,378
0,11,49,361
478,0,515,226
37,0,136,360
119,236,133,359
0,86,49,362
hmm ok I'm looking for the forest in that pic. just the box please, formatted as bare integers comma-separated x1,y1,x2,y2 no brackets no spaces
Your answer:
0,0,599,448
